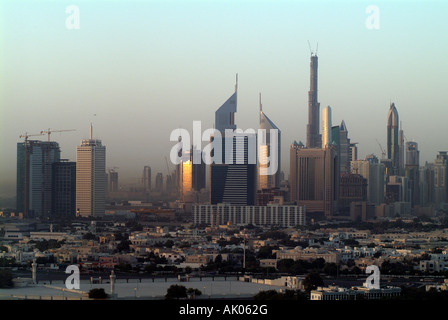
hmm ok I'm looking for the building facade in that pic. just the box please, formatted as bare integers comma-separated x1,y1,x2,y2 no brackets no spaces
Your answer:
193,203,305,228
75,128,106,217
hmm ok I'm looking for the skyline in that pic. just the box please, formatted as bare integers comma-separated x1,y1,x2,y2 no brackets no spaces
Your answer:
1,0,448,198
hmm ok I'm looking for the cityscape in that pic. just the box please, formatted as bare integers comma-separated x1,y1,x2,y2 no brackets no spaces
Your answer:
1,0,448,314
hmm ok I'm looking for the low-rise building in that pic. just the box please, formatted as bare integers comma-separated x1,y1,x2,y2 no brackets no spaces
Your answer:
310,285,401,300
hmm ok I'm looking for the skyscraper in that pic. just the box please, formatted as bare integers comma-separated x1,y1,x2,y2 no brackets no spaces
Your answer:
75,125,106,217
210,77,257,205
306,53,321,148
258,93,281,190
434,151,448,206
387,103,399,175
108,170,118,193
322,106,332,148
351,155,385,205
289,142,338,218
155,172,163,193
405,141,420,207
338,120,351,174
52,160,76,218
142,166,151,192
16,140,61,218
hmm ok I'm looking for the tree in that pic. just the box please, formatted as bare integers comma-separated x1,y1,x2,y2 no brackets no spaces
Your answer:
0,270,13,288
303,272,324,292
88,288,108,299
187,288,202,298
165,284,187,300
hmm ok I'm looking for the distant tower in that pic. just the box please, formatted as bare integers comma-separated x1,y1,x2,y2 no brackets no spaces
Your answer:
75,124,106,217
16,140,61,218
210,76,257,205
387,103,399,175
306,51,321,148
258,93,281,190
322,106,332,148
142,166,151,192
398,121,405,175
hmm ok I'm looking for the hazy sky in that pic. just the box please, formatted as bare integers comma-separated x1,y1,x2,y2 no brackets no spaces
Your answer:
1,0,447,197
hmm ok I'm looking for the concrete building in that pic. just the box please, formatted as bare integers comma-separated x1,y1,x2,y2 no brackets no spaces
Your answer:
387,103,400,175
193,203,305,228
258,93,281,190
290,142,338,218
306,52,321,149
75,125,106,217
351,155,385,205
16,140,61,218
310,285,401,300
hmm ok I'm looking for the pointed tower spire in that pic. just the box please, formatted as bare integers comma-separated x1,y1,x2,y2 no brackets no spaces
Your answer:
90,123,93,139
259,92,262,124
235,73,238,93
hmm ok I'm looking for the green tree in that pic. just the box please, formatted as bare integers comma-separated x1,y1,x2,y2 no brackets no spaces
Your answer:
88,288,108,299
165,284,187,300
0,270,13,288
302,272,324,292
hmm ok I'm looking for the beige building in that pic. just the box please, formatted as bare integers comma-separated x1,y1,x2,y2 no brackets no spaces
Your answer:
76,125,106,217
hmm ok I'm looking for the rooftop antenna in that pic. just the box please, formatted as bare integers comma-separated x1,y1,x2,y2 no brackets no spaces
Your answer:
90,123,93,139
235,73,238,93
259,92,262,123
308,40,318,56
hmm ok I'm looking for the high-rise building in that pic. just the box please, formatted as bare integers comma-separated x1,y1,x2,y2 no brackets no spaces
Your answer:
108,170,118,193
405,141,420,207
289,142,338,217
419,163,435,207
52,160,76,218
210,78,257,206
16,140,61,218
338,121,351,174
387,103,399,175
406,141,419,166
142,166,151,192
349,142,358,164
322,106,332,148
306,53,321,148
434,151,448,206
155,172,163,193
338,173,368,215
351,155,385,205
75,125,106,217
398,122,405,175
258,93,281,190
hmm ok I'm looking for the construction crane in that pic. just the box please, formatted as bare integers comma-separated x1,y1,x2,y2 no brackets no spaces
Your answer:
40,128,76,142
376,139,386,159
19,132,44,142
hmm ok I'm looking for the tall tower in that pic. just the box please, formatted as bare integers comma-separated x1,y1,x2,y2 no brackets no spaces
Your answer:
16,140,61,218
75,124,106,217
306,52,321,148
322,106,332,148
387,103,399,175
258,93,281,190
210,76,257,205
142,166,151,192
